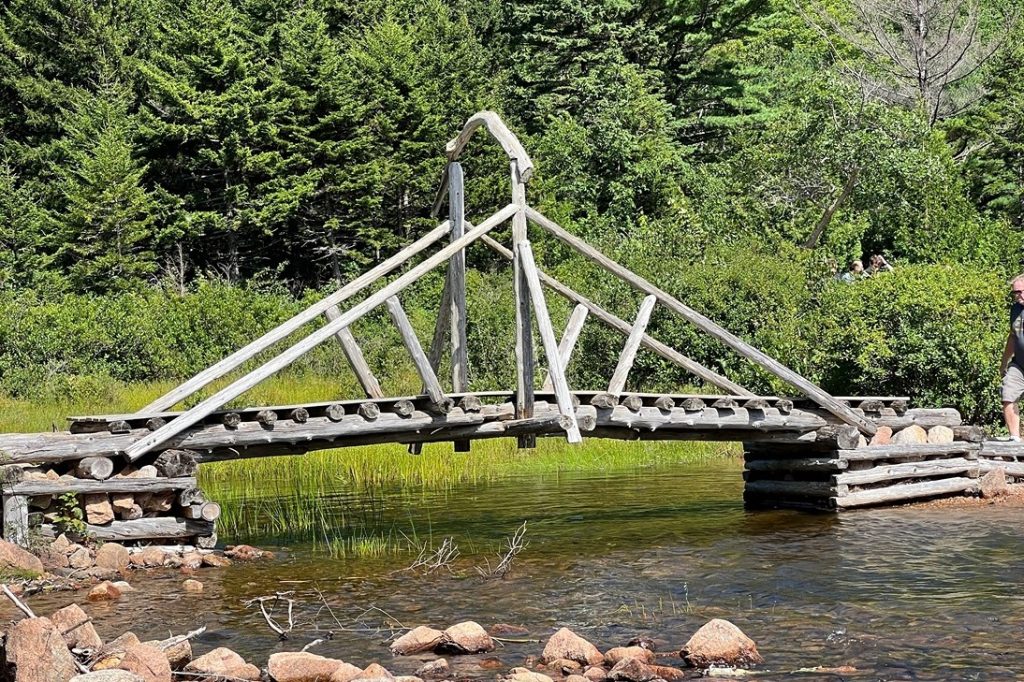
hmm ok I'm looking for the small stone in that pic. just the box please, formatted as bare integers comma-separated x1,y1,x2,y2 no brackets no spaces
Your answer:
650,666,687,682
891,425,928,445
179,552,203,570
85,494,115,525
113,580,134,592
182,579,203,593
0,538,45,575
121,504,144,521
391,625,444,655
95,543,130,571
541,628,604,666
582,666,608,682
681,619,763,669
224,544,267,561
86,566,120,581
88,581,123,601
184,647,261,681
111,494,135,512
980,466,1010,499
117,644,173,682
438,621,494,654
51,602,103,649
505,669,554,682
547,659,581,675
869,426,893,446
267,652,352,682
4,617,80,682
414,659,450,678
68,545,94,570
604,647,654,665
202,553,232,568
130,547,168,568
608,658,656,682
927,425,955,445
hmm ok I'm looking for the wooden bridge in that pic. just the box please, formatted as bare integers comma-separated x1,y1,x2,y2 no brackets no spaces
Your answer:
1,112,1020,547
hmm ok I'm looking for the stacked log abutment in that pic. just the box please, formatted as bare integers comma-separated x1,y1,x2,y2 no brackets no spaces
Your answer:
743,408,982,511
0,448,218,548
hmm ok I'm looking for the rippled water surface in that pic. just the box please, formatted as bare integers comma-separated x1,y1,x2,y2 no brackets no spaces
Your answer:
13,460,1024,680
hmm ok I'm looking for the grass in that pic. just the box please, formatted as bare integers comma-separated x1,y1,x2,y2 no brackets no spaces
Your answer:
0,375,741,557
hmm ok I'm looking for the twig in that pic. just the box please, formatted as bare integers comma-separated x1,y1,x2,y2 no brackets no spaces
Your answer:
157,625,207,650
244,594,295,640
1,584,35,619
491,636,541,643
301,636,329,652
476,521,528,578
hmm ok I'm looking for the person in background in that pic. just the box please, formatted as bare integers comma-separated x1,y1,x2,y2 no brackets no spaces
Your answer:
1000,275,1024,441
839,259,864,283
866,254,894,276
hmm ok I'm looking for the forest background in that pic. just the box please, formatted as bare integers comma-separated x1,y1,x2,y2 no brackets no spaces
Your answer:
2,0,1023,427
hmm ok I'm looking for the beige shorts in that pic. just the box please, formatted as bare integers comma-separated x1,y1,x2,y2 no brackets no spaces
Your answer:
1003,364,1024,403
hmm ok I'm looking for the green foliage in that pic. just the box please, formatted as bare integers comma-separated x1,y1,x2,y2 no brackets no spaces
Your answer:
53,491,88,537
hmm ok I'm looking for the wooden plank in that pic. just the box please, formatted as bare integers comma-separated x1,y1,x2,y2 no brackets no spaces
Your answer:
543,304,588,392
608,295,657,396
410,271,453,455
840,442,980,462
138,222,452,414
834,477,976,508
446,111,534,183
745,458,848,473
478,234,752,396
122,203,517,462
324,309,384,399
448,162,470,453
511,162,535,448
11,476,196,496
517,241,582,443
743,480,841,498
385,296,448,408
3,495,28,546
527,207,877,435
39,518,214,542
834,459,975,486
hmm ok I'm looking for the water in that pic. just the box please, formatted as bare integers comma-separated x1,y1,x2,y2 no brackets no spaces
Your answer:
12,461,1024,680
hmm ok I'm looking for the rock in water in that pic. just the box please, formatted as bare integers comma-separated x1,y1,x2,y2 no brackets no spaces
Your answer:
2,617,79,682
503,668,554,682
391,625,444,655
438,621,494,654
0,538,44,576
117,644,173,682
541,628,604,666
604,647,654,665
267,652,354,682
980,466,1009,499
608,657,656,682
88,581,123,601
51,602,103,649
681,619,763,669
414,659,449,678
184,648,261,681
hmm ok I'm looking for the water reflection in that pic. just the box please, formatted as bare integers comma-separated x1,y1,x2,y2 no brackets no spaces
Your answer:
9,461,1024,680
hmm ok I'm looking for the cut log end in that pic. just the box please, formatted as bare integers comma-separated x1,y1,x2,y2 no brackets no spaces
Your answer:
256,410,277,428
358,402,381,421
393,400,416,418
290,408,310,424
326,404,346,422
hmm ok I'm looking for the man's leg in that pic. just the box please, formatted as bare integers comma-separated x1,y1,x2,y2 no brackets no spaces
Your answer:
1004,401,1020,440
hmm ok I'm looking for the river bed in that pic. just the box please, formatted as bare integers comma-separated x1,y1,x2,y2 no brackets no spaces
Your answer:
9,459,1024,680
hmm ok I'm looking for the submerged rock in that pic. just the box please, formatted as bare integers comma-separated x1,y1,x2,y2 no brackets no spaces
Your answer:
414,659,449,679
541,628,604,666
391,625,444,655
267,652,353,682
3,617,79,682
182,579,203,593
224,544,271,561
88,581,123,602
680,619,763,669
489,623,530,637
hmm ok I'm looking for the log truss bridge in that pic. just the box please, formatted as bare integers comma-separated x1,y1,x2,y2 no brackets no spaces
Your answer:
1,112,1017,546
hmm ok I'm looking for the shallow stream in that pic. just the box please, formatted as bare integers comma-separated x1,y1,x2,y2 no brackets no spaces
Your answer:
11,458,1024,680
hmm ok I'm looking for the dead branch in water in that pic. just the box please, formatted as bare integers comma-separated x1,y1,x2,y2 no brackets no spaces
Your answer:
476,521,528,578
244,592,295,639
405,536,460,574
1,584,35,619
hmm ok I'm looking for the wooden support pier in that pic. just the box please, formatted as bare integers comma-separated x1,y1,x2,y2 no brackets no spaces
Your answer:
0,111,1004,547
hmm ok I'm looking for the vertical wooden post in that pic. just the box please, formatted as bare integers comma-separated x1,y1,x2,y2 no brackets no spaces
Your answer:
410,273,452,455
3,494,28,547
324,306,385,399
607,295,657,396
511,160,535,448
448,162,471,452
543,304,588,392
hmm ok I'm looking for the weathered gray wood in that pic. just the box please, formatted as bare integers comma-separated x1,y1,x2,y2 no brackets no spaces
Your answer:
834,458,976,486
834,476,976,508
326,404,345,422
109,420,131,434
74,457,114,480
410,271,453,456
196,532,218,549
654,396,675,411
223,413,241,429
394,400,416,418
953,425,985,443
478,234,751,396
608,296,657,396
152,450,198,477
621,395,643,412
459,395,483,413
124,204,516,461
511,164,535,449
591,393,618,409
527,207,876,435
841,442,980,462
386,295,448,409
980,441,1024,458
3,495,28,546
324,311,385,399
140,223,452,414
290,407,309,423
200,501,221,522
39,518,214,542
517,241,582,443
11,476,196,496
358,402,380,421
446,111,534,183
543,304,588,392
448,162,470,453
146,417,166,432
976,458,1024,476
680,398,706,411
177,487,206,507
256,410,277,427
743,480,842,498
745,457,848,473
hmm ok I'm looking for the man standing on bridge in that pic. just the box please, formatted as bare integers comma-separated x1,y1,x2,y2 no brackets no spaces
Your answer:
1000,276,1024,440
